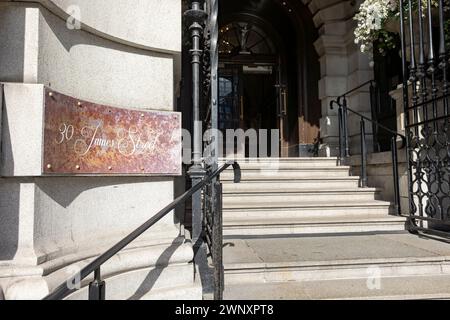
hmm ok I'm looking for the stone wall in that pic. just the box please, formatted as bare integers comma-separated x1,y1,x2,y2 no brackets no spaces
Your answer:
305,0,374,156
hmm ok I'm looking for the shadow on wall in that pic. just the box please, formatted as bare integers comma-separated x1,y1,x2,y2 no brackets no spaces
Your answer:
39,5,174,108
0,91,19,261
0,182,20,261
0,5,25,82
128,238,184,300
36,177,181,245
1,88,14,175
0,179,20,261
36,177,170,209
40,6,168,62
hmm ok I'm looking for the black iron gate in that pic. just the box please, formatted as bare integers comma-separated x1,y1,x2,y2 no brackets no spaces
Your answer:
185,0,227,299
399,0,450,234
202,0,225,299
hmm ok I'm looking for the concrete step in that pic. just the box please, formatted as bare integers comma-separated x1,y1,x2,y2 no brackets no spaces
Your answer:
223,187,378,195
222,179,361,190
223,199,391,211
223,204,393,221
223,275,450,300
223,214,407,236
220,167,352,180
220,157,339,165
223,189,380,204
223,233,450,288
220,159,341,169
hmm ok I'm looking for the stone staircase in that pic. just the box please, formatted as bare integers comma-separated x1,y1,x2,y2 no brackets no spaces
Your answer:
220,158,406,236
219,158,450,300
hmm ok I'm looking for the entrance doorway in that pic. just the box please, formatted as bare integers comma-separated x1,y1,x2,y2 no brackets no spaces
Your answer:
180,0,321,158
219,65,277,132
217,0,321,157
218,21,282,157
218,61,278,157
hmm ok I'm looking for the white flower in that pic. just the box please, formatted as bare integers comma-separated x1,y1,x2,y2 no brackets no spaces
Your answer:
353,0,398,53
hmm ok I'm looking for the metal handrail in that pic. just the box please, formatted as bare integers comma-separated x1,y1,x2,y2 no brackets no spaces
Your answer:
43,162,241,300
331,100,406,141
330,81,404,215
331,80,406,140
337,80,375,102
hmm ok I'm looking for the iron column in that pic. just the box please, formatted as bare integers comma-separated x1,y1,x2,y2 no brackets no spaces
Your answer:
184,0,207,268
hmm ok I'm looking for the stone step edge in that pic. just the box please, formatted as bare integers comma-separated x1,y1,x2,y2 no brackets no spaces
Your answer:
223,276,450,300
222,167,351,172
222,177,361,182
222,175,354,180
224,255,450,273
333,293,450,300
224,215,406,226
224,201,392,210
223,188,381,195
219,157,338,161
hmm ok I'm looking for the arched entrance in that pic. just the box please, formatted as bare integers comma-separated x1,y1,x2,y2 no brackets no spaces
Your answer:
218,0,320,157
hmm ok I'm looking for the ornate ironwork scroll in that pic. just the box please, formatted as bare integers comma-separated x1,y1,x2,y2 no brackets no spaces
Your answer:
400,0,450,234
202,177,224,300
202,0,219,169
202,0,223,299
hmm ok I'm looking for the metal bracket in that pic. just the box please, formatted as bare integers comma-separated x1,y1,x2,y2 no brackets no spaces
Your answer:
232,162,241,183
88,280,106,300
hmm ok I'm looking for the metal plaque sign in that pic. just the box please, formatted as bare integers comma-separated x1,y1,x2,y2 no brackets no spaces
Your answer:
43,88,182,175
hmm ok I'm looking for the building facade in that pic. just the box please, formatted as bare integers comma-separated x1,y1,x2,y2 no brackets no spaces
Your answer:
0,0,449,300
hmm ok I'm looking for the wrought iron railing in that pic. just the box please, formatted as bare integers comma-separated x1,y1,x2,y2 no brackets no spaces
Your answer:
398,0,450,235
202,164,240,300
184,0,221,274
330,80,406,216
43,162,241,300
198,1,225,299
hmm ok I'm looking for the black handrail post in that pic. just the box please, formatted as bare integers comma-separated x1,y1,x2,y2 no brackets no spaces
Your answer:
391,136,401,215
338,104,344,165
369,81,380,153
360,117,368,188
88,268,105,300
342,97,350,162
213,181,224,300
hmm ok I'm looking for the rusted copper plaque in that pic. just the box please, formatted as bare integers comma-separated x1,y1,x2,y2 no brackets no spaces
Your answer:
43,88,181,175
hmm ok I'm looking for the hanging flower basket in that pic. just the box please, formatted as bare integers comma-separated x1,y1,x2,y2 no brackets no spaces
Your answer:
354,0,449,63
